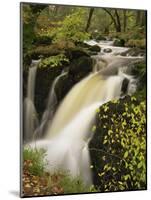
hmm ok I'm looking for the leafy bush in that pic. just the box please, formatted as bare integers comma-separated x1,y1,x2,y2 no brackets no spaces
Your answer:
39,54,69,68
23,148,48,176
89,96,146,192
53,9,90,43
125,39,146,49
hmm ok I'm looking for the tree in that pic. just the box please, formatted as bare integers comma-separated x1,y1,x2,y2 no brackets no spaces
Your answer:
103,8,122,32
85,8,95,32
123,10,127,32
53,9,90,43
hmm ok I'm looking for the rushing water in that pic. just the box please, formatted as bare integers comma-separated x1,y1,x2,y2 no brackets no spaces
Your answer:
23,60,39,143
25,40,143,185
35,71,67,138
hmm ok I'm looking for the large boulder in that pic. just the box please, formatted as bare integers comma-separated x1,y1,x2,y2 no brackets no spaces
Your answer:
95,35,107,42
69,56,93,82
66,47,90,60
89,45,101,52
34,66,63,118
113,38,125,47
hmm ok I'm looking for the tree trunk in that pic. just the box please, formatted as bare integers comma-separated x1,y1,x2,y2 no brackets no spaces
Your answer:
85,8,95,32
103,8,121,32
123,10,127,32
141,11,146,27
115,10,121,32
136,10,141,26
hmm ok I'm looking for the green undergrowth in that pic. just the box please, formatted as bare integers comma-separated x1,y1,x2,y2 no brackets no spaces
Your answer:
23,147,97,194
90,95,146,191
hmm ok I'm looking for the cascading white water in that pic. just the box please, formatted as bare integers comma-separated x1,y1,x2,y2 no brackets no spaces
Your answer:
24,60,39,142
26,40,142,185
35,71,67,138
28,71,135,185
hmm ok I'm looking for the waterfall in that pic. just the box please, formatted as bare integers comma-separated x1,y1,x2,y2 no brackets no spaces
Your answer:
35,71,67,138
23,60,40,143
26,40,142,185
28,70,135,185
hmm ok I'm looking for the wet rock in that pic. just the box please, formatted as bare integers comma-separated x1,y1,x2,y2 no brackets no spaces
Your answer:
120,47,145,57
103,48,112,53
75,41,92,49
113,38,125,47
67,47,89,60
95,35,107,41
34,67,63,118
89,45,101,52
69,56,93,81
121,78,129,95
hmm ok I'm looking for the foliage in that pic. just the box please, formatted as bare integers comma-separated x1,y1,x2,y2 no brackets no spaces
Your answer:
89,96,146,192
53,9,90,43
55,172,97,194
22,4,36,52
23,147,97,196
125,39,146,49
23,147,48,176
39,54,69,68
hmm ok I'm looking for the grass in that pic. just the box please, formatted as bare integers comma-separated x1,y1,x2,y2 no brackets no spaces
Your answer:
23,147,48,176
23,147,98,196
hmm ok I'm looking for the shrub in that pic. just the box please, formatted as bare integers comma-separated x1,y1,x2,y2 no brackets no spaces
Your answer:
39,54,69,68
23,147,48,176
125,39,146,49
89,96,146,192
53,9,90,43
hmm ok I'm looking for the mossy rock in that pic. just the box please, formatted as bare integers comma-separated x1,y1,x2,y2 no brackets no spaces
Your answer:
28,45,64,59
121,47,146,57
96,35,106,41
113,39,125,47
33,36,53,46
131,61,146,90
89,45,101,52
69,56,93,81
67,47,90,60
89,95,146,191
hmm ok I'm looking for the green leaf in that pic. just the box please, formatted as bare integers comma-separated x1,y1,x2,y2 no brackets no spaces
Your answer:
124,151,128,158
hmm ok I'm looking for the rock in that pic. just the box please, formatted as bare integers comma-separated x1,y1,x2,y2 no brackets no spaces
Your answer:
89,45,101,52
67,47,90,60
75,41,92,49
113,38,125,47
69,56,93,77
121,78,129,95
120,47,145,57
34,66,63,118
33,36,53,46
29,45,63,59
131,61,146,90
103,48,112,53
55,56,93,101
96,35,107,41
